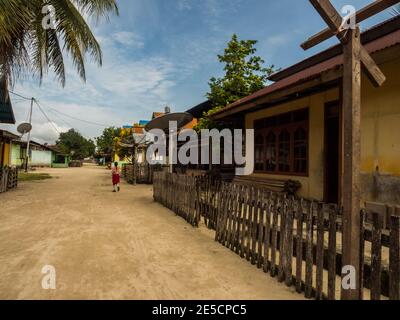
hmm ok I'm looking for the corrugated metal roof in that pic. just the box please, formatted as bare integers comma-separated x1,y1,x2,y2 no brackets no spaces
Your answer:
186,100,213,118
0,129,19,140
152,112,165,119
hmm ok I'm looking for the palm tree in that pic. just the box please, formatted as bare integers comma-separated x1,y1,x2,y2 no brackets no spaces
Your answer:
392,4,400,16
0,0,118,98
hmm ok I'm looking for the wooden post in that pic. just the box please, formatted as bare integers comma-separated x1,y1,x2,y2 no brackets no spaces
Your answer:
341,27,362,300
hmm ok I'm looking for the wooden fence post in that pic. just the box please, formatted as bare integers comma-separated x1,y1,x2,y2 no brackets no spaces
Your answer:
371,211,383,300
389,211,400,300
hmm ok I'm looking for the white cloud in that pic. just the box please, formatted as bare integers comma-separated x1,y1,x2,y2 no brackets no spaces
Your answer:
8,30,180,143
113,31,145,49
177,0,192,11
7,1,249,144
30,122,69,144
266,34,291,47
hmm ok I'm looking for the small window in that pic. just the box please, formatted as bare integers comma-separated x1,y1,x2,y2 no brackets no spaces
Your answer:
278,129,291,173
294,128,308,174
266,132,276,172
255,134,264,171
254,108,309,176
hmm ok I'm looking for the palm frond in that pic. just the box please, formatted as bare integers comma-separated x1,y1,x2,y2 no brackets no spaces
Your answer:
0,0,118,88
391,4,400,16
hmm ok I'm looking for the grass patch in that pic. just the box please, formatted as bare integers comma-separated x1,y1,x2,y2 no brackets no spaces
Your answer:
18,172,52,182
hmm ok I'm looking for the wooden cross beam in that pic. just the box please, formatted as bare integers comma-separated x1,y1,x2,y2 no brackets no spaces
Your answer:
302,0,389,300
308,0,386,87
301,0,400,50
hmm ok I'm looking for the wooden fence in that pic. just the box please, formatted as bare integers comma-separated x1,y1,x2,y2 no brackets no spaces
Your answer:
0,167,18,193
153,172,199,226
69,160,83,167
153,172,400,300
121,163,154,184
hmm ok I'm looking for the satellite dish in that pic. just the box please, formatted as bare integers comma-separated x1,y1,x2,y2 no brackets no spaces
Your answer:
17,122,32,135
145,112,193,132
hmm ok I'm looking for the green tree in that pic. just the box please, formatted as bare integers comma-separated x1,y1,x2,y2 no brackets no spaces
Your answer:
57,129,95,160
196,34,274,130
95,126,120,156
0,0,118,102
114,128,135,162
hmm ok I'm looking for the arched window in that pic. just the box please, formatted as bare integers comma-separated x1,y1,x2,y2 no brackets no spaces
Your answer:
253,108,309,176
294,127,308,174
255,134,264,171
266,131,276,172
279,129,290,172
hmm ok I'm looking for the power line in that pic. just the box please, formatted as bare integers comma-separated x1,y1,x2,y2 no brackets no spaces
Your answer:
34,99,61,135
44,106,112,128
9,90,98,142
9,90,113,128
38,103,96,141
8,90,31,100
46,108,74,129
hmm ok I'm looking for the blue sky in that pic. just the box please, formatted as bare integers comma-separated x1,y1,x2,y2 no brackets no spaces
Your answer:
3,0,396,143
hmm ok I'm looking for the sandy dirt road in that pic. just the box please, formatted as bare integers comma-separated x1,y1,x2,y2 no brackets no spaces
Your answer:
0,165,304,300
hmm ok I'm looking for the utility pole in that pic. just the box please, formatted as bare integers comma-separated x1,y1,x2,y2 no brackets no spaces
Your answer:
133,144,138,186
301,0,390,299
25,98,34,173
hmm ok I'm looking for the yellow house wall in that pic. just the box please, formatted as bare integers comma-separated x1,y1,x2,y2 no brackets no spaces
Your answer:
2,143,11,166
360,56,400,175
245,56,400,203
245,87,339,201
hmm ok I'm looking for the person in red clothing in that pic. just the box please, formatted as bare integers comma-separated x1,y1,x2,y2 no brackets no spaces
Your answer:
112,162,121,192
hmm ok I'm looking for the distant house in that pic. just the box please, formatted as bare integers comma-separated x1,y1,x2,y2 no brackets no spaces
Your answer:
10,140,70,168
152,112,165,119
0,129,19,167
10,140,26,168
11,140,51,167
47,145,71,168
0,129,18,193
114,122,150,164
139,120,150,127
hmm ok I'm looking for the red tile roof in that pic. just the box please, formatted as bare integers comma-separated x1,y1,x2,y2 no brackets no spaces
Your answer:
152,112,165,119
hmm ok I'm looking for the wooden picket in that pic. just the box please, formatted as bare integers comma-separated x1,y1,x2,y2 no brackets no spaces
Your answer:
153,172,199,226
389,211,400,300
153,173,400,300
121,163,155,184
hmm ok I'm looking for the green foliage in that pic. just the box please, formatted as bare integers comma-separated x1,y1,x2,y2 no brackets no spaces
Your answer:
56,129,95,160
0,0,119,88
95,127,120,156
114,128,135,162
194,107,224,131
196,34,275,130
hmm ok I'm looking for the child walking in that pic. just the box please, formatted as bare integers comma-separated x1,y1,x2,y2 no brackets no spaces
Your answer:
112,162,121,192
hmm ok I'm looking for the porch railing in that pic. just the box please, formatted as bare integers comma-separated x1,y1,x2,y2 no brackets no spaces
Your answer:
153,171,400,300
0,167,18,193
